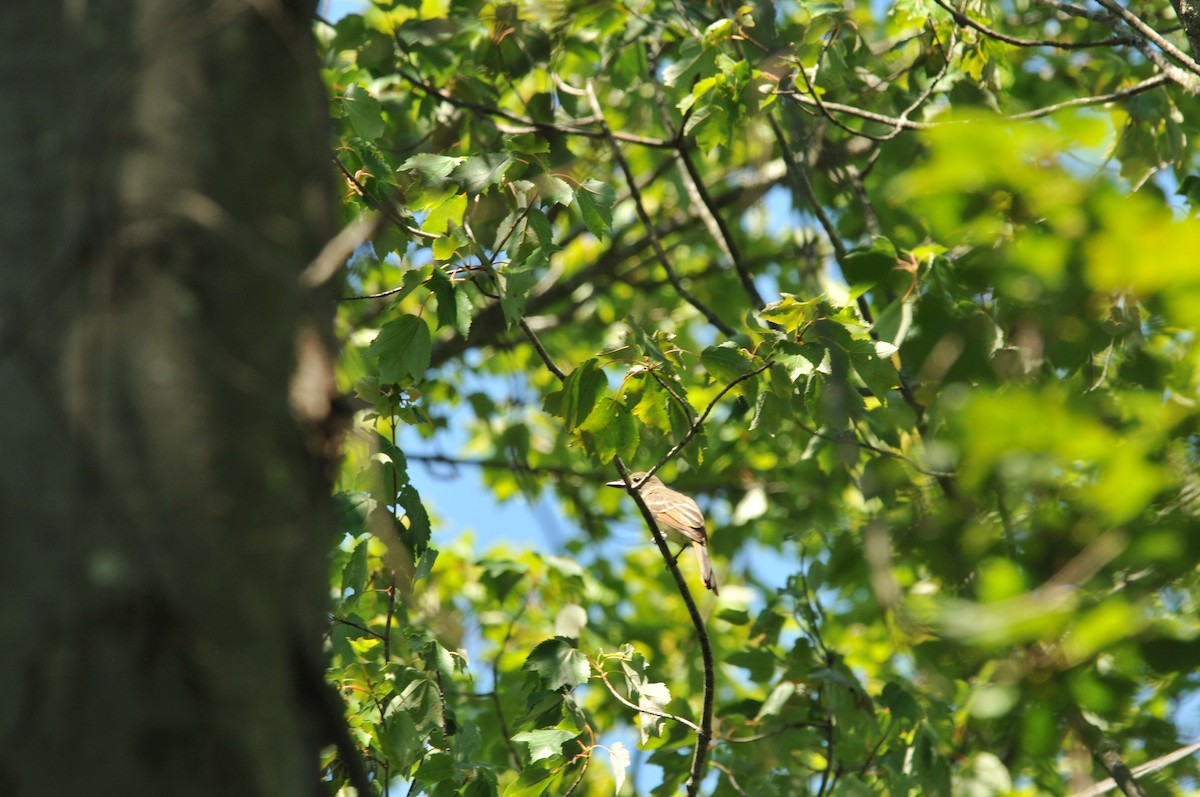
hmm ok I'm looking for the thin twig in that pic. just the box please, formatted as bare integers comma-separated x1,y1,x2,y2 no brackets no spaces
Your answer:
1066,706,1150,797
1091,0,1200,74
391,62,673,148
931,0,1133,49
1068,739,1200,797
1007,75,1170,119
593,664,700,732
723,720,830,743
674,141,765,308
645,362,773,482
583,79,738,338
768,113,846,263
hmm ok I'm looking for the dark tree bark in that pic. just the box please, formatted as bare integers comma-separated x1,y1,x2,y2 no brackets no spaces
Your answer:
0,1,340,794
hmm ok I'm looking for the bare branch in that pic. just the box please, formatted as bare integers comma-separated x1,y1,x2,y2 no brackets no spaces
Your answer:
674,141,766,309
1068,739,1200,797
932,0,1134,49
1066,706,1150,797
583,79,739,338
1092,0,1200,75
593,663,700,732
646,362,773,482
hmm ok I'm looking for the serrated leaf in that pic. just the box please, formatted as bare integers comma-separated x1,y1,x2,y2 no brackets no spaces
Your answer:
496,264,538,328
531,173,573,206
849,348,899,401
341,536,368,596
842,236,898,289
454,283,473,337
558,359,606,430
609,742,631,796
523,637,591,691
452,153,513,194
576,179,616,238
342,83,384,140
635,680,671,743
428,267,458,331
400,152,463,183
378,711,423,770
398,482,431,549
413,546,439,582
579,397,639,464
760,293,821,332
368,314,432,383
662,39,716,88
512,729,578,763
415,750,455,783
421,192,466,235
503,766,553,797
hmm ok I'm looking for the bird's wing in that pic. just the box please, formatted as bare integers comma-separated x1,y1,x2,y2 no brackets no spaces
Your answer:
646,493,707,542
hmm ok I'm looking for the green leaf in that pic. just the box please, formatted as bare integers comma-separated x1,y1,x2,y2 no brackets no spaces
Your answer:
579,397,639,464
502,765,554,797
496,263,538,328
428,267,458,331
575,179,616,238
415,750,456,784
512,729,578,763
377,710,423,770
558,359,606,430
421,192,466,235
727,646,777,681
848,345,899,401
662,38,717,88
523,637,591,691
841,236,898,289
341,536,369,596
759,293,821,332
369,314,432,384
342,83,384,140
400,153,463,184
530,173,573,207
757,682,796,719
452,153,513,194
413,547,438,582
454,283,474,337
700,342,752,381
394,676,445,732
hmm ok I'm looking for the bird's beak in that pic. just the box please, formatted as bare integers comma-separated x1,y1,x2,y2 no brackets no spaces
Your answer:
605,479,628,488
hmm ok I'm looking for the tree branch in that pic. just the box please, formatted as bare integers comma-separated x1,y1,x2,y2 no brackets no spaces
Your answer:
673,140,765,309
1091,0,1200,76
515,309,717,797
593,663,700,732
583,79,738,338
1171,0,1200,61
645,362,773,483
931,0,1134,49
1066,706,1150,797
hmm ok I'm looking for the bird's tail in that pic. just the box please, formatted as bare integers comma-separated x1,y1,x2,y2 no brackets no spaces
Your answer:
693,540,719,595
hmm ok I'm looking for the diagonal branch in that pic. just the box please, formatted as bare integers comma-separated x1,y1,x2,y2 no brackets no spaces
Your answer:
1066,706,1150,797
583,79,739,338
673,141,766,309
645,362,773,483
1092,0,1200,75
932,0,1134,49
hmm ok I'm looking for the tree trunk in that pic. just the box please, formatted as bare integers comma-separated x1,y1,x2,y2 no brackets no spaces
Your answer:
0,1,339,794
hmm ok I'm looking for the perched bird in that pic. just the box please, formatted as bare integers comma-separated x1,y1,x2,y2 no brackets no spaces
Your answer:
606,472,718,595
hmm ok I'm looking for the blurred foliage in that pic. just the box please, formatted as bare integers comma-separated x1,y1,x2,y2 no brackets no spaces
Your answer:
317,0,1200,794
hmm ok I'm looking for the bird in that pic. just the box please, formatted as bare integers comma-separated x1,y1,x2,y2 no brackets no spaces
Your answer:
606,472,718,595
